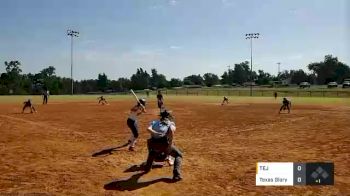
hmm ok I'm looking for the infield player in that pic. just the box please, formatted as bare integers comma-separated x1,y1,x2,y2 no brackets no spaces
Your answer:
22,99,37,113
98,96,108,105
221,96,229,106
157,90,164,112
143,109,183,181
274,92,278,100
126,98,146,151
279,97,292,114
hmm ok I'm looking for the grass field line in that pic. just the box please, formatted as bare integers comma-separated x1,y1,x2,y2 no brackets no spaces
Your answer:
0,95,349,106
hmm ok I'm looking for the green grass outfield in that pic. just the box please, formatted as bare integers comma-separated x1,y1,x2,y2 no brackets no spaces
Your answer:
0,94,349,106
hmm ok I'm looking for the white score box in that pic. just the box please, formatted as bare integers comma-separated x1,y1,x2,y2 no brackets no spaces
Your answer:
256,162,294,186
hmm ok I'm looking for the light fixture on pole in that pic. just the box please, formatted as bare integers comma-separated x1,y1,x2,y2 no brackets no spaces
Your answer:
245,33,260,96
67,29,79,95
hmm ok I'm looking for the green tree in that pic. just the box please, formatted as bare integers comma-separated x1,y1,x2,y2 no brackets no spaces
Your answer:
150,68,168,88
232,61,250,84
256,70,273,85
183,75,204,85
38,66,57,91
4,61,22,93
290,69,309,84
117,77,131,91
221,62,251,85
130,68,150,90
97,73,108,91
150,69,159,88
308,55,350,84
5,61,22,74
203,73,220,87
278,70,292,80
169,78,183,87
40,66,56,78
221,71,229,85
157,74,168,88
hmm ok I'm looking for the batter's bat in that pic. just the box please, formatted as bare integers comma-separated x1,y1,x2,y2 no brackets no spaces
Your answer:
130,89,146,110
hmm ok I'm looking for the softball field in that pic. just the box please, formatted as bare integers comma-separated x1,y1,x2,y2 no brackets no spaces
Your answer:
0,96,349,195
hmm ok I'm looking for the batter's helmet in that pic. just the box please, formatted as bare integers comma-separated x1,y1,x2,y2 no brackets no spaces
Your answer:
139,98,146,106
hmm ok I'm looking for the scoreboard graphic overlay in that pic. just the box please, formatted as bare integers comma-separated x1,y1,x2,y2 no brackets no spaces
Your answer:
256,162,334,186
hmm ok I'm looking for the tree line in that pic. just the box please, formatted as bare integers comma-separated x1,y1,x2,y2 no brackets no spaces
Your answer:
0,54,349,95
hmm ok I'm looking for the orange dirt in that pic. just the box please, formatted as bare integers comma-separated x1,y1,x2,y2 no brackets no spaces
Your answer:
0,99,349,195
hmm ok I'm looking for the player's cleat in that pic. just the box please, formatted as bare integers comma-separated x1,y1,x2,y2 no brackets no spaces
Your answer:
173,175,182,181
166,156,175,166
128,146,135,151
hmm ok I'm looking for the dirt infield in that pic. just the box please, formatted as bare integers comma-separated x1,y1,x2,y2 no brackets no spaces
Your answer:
0,98,349,195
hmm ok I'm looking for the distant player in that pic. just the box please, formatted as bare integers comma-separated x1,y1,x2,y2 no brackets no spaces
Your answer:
126,98,146,151
143,109,183,181
279,97,291,114
221,96,229,106
42,90,49,104
22,99,37,113
157,90,164,111
274,92,278,100
98,96,108,105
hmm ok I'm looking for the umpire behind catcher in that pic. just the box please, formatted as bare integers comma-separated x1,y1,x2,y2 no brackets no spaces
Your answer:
144,109,183,181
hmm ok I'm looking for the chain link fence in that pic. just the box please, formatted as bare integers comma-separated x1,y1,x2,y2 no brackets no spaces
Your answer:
129,89,350,98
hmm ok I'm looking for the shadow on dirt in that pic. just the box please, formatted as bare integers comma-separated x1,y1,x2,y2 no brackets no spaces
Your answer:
92,142,129,157
12,112,33,115
104,172,174,191
124,164,164,173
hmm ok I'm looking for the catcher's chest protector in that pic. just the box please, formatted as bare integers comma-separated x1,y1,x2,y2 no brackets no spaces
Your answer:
149,127,173,154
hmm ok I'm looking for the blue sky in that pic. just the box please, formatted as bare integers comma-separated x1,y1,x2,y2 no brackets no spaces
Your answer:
0,0,349,80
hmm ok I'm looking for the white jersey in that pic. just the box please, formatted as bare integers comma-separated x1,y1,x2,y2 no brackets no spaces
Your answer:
128,105,141,121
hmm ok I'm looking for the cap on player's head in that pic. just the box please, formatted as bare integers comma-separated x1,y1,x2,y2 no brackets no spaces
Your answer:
283,97,287,101
138,98,146,106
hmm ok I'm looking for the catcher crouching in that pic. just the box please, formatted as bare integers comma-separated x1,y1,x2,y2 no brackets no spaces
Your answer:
143,109,183,181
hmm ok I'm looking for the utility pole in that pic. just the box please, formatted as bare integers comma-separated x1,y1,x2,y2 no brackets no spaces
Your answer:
277,62,281,77
245,33,260,96
67,29,79,95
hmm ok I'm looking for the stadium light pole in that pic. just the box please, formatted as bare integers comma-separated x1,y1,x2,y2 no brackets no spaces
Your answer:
277,62,281,78
67,29,79,95
245,33,259,96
